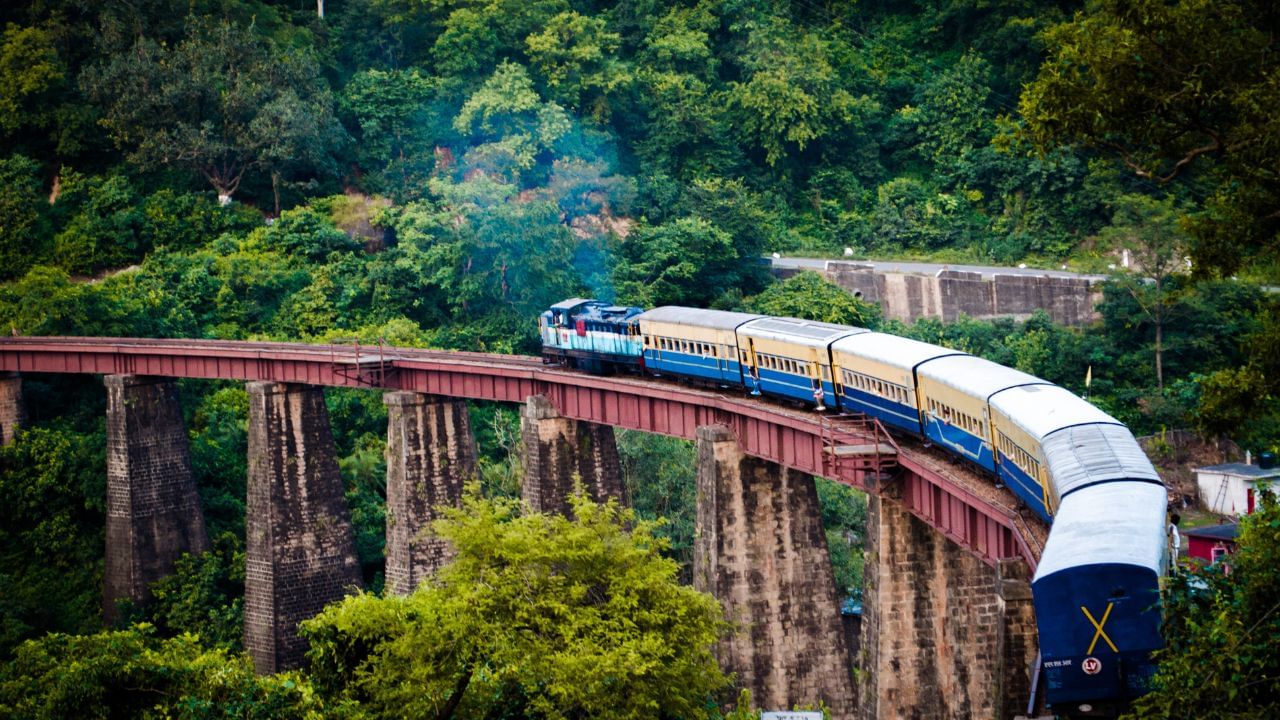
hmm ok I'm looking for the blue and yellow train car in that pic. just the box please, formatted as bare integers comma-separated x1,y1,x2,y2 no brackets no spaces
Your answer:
830,333,965,434
988,383,1121,522
636,306,763,386
1033,481,1166,711
736,317,865,407
915,356,1047,472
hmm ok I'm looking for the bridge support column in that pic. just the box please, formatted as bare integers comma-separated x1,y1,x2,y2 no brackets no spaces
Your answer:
244,382,362,674
0,371,25,445
103,375,209,624
519,395,622,514
384,392,476,594
693,425,856,718
858,493,1038,720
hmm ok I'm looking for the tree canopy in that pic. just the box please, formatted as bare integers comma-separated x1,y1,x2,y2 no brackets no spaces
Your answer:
1021,0,1280,276
82,18,345,202
302,489,729,720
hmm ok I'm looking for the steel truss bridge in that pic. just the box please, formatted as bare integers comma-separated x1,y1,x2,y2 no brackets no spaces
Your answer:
0,336,1044,569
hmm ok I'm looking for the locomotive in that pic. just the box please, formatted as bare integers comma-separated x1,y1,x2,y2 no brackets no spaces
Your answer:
541,298,1168,715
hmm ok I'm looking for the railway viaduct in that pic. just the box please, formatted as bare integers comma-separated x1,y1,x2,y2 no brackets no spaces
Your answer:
0,338,1047,719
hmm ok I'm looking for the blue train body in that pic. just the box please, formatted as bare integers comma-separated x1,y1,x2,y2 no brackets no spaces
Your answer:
540,299,1168,716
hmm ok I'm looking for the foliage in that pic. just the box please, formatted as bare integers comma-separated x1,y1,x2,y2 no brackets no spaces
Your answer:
1021,0,1280,277
0,153,49,280
748,272,882,328
0,625,324,719
617,430,697,576
1097,194,1192,388
815,478,867,600
138,533,245,652
726,18,876,167
302,489,729,720
82,17,345,199
1124,491,1280,719
0,425,105,659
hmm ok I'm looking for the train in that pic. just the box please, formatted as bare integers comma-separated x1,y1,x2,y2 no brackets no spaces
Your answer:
540,298,1168,715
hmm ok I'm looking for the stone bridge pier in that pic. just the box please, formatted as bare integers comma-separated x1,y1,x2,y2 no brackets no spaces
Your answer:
858,490,1038,720
0,371,25,445
103,375,209,624
694,425,858,718
520,394,623,513
383,391,475,594
244,381,363,673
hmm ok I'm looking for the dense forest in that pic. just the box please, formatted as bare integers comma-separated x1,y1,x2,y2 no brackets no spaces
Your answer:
0,0,1278,717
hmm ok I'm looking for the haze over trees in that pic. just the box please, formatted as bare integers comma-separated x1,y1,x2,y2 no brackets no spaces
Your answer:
0,0,1277,715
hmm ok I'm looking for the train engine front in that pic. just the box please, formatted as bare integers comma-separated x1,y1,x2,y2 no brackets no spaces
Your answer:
540,298,644,374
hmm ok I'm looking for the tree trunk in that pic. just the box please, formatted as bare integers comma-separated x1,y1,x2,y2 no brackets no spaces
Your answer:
1155,276,1164,390
272,171,282,217
317,0,325,19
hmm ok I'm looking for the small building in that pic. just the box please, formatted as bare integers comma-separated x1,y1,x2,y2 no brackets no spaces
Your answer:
1194,462,1280,515
1183,523,1239,565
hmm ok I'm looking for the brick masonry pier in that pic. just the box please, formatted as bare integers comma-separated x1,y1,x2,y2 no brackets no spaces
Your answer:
693,424,857,718
0,371,25,445
102,374,209,624
244,381,362,673
383,391,476,594
859,491,1038,719
519,394,623,514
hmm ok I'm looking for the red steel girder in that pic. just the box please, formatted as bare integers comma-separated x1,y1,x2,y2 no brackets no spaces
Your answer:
0,337,1040,569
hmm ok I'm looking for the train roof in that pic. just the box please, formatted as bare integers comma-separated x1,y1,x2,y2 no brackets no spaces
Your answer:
1034,481,1168,581
989,384,1122,439
635,306,765,331
1042,423,1161,498
830,332,968,371
549,298,595,311
916,354,1048,399
738,317,867,346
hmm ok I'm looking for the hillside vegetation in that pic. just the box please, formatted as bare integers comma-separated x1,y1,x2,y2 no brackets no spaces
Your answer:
0,0,1277,716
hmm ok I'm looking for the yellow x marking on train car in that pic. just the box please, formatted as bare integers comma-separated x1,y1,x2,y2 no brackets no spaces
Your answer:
1081,603,1119,654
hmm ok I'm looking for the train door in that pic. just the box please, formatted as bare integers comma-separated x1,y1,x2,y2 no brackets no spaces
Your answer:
743,338,761,395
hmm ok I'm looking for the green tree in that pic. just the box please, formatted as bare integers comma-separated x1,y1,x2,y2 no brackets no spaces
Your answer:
0,24,64,138
1097,194,1192,389
83,18,344,201
0,425,106,658
1125,491,1280,719
815,477,867,600
302,489,729,720
525,11,630,122
725,18,877,167
0,154,49,280
340,68,440,198
617,430,696,576
136,533,244,651
1020,0,1280,277
49,172,144,275
452,61,571,181
748,271,882,328
614,216,736,308
0,625,322,719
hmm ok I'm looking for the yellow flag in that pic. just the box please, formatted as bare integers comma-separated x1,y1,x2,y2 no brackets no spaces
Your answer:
1085,365,1093,388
